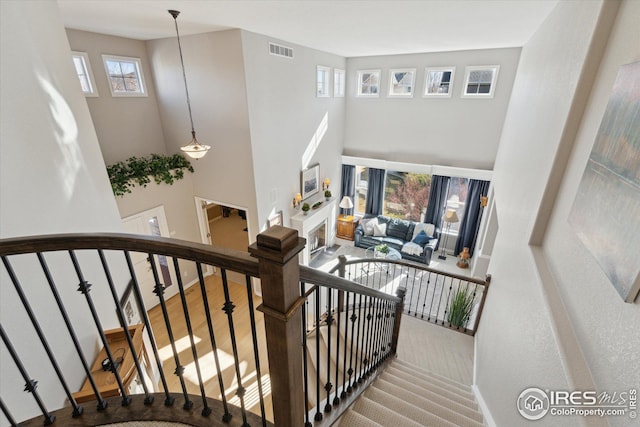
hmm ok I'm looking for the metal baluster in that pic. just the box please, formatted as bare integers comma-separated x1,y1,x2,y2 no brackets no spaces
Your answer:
323,287,333,413
219,269,249,426
354,293,364,387
434,274,447,324
0,397,18,427
124,251,174,407
407,267,417,314
69,250,131,407
346,292,357,394
300,282,312,427
359,296,371,382
442,277,455,326
0,325,55,425
147,253,192,410
246,275,267,426
414,270,425,319
314,287,322,421
195,263,231,422
173,259,210,416
465,282,479,331
2,256,83,417
333,288,341,407
384,300,393,358
374,298,384,368
98,250,153,406
36,253,108,410
340,291,350,399
427,272,438,321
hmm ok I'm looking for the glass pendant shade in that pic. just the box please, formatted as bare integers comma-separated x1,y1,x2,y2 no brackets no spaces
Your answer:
180,131,210,159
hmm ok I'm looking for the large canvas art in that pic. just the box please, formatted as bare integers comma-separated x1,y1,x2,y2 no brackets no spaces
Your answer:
569,61,640,302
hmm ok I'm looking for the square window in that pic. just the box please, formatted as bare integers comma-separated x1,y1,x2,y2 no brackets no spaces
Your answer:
334,68,345,97
317,65,331,98
102,55,147,97
424,67,455,97
461,65,499,98
388,69,415,97
357,70,380,97
71,51,98,97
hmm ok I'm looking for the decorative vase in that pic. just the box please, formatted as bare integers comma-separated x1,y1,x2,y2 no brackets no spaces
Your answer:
457,247,470,269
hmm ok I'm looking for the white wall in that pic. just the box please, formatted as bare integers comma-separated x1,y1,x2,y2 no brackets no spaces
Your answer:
66,29,169,164
147,29,259,245
476,1,637,426
344,48,520,170
0,1,126,423
240,31,346,229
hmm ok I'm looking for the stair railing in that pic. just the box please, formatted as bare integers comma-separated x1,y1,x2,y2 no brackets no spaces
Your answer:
330,255,491,335
1,227,406,427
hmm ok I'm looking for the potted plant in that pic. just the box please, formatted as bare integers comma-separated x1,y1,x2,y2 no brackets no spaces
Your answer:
302,203,310,215
447,287,475,328
324,190,332,201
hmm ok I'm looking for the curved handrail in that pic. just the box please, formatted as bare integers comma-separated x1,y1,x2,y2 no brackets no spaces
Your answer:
0,232,260,277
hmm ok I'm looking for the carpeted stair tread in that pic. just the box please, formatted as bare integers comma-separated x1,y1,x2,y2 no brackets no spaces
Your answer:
386,365,476,401
380,370,478,410
337,408,385,427
364,385,460,427
351,396,425,427
374,377,484,423
393,358,473,391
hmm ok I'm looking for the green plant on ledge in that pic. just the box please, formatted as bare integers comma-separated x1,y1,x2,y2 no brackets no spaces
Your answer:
107,153,194,197
447,286,475,328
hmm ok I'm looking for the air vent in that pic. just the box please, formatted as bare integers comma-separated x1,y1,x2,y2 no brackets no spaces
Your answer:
269,42,294,59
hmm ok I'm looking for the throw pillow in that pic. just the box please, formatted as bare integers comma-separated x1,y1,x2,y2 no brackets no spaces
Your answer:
361,218,376,236
412,230,430,245
373,222,387,237
412,223,435,240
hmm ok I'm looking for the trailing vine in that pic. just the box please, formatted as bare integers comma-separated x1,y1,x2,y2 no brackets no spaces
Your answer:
107,153,194,196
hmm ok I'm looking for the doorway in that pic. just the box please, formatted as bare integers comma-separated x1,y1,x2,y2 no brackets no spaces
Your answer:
121,205,178,310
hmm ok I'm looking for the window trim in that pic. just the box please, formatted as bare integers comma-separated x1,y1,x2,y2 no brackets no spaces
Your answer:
316,65,331,98
356,69,381,98
334,68,345,98
102,54,147,97
71,51,99,97
423,66,455,98
461,65,499,99
388,68,416,98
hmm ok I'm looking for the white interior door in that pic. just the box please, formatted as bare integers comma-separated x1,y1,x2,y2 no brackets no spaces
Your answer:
121,206,177,310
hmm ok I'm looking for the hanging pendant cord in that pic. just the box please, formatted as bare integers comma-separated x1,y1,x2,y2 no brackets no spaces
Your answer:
170,10,195,134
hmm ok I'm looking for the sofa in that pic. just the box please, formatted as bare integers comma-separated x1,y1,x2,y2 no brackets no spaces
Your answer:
354,214,439,265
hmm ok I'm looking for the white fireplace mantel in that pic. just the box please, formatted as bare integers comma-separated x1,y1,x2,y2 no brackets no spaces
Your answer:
290,199,337,264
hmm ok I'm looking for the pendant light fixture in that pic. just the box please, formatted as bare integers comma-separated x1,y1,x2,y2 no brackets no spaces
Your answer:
169,9,210,159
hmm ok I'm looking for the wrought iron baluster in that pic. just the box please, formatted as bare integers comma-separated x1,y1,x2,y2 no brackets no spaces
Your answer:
314,287,322,421
0,325,55,426
323,287,333,413
69,250,131,407
195,263,231,422
173,259,210,416
465,282,479,331
442,277,455,325
340,291,350,399
354,293,364,387
147,252,192,410
98,250,153,406
124,251,173,407
220,268,249,426
246,275,267,426
427,272,438,321
300,281,312,427
346,292,358,394
413,270,425,319
2,256,83,417
0,397,18,426
359,296,371,382
333,288,341,407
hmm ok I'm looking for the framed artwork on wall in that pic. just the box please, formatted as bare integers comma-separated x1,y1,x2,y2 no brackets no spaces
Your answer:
388,68,416,97
568,61,640,303
118,280,142,327
301,164,320,199
356,70,381,97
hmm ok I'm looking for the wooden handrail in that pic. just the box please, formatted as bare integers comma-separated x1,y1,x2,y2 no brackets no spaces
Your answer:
0,233,259,277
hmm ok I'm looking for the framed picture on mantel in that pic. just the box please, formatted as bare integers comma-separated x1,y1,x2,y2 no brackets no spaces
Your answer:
301,164,320,200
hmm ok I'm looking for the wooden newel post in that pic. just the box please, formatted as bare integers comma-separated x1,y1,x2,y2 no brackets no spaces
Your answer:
249,226,306,427
391,286,406,354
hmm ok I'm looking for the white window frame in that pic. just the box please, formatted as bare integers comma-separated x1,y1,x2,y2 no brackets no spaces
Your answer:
388,68,416,98
71,51,98,97
316,65,331,98
102,54,147,97
423,66,455,98
334,68,345,97
461,65,499,98
356,69,381,97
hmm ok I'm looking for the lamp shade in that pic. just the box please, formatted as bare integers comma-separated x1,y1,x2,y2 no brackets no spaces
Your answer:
339,196,354,209
443,210,459,223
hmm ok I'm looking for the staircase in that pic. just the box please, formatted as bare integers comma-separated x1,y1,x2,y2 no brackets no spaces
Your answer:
338,359,485,426
305,308,485,426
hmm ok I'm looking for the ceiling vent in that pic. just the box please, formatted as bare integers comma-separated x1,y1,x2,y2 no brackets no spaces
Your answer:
269,42,294,59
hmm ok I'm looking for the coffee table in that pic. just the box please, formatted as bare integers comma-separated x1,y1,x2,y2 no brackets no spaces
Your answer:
363,246,402,275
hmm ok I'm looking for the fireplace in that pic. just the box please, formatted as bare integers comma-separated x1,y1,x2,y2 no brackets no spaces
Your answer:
290,199,337,264
308,221,327,261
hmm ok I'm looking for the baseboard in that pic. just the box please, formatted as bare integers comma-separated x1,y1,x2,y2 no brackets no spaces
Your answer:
472,384,497,427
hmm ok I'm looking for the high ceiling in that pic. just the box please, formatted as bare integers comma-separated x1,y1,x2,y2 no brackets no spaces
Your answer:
58,0,559,57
